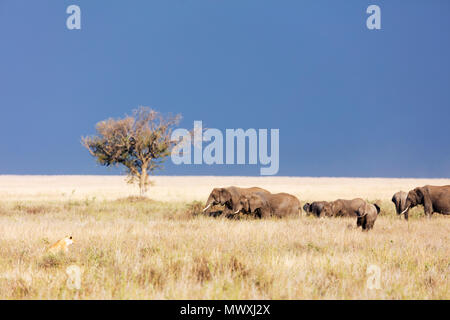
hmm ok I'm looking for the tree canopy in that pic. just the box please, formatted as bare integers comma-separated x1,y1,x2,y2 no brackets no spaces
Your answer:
82,107,181,195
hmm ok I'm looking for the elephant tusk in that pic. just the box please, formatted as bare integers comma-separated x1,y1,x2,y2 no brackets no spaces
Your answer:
234,210,240,214
203,203,212,212
400,206,410,215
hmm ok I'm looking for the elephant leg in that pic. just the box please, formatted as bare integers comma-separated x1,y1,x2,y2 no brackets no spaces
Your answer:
423,197,434,218
210,211,222,217
356,217,363,228
225,213,239,220
260,208,271,219
362,219,368,231
223,209,233,216
223,202,238,216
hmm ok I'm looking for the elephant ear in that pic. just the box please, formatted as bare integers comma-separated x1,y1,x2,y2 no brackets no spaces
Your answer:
331,201,339,214
373,203,381,214
415,188,424,202
241,196,250,212
249,194,266,213
303,203,311,212
219,188,232,203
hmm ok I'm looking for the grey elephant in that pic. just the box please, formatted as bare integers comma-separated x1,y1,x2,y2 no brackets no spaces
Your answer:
356,202,381,231
401,185,450,219
303,201,329,217
203,186,270,216
321,198,366,217
391,191,408,218
235,192,301,218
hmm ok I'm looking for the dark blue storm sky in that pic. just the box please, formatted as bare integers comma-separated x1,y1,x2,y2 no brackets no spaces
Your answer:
0,0,449,177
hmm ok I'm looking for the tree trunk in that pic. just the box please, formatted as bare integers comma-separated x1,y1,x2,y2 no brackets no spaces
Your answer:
139,163,148,196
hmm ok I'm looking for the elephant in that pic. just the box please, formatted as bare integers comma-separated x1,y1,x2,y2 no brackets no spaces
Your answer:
356,202,381,231
235,192,301,218
392,191,408,218
401,185,450,219
203,186,270,215
303,201,329,217
321,198,366,217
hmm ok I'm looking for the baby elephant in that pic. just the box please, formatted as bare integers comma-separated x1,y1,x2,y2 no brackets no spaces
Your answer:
356,203,381,231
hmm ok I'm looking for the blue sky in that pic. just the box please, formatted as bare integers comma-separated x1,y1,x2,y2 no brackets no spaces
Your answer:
0,0,449,177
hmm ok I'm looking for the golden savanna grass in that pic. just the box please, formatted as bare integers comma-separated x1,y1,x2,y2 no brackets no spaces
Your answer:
0,175,448,299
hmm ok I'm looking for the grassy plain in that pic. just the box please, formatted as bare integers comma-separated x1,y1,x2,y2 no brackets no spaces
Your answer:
0,175,448,299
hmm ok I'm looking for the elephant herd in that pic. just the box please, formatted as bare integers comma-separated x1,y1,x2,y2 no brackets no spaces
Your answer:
202,185,450,231
203,187,301,219
304,199,381,231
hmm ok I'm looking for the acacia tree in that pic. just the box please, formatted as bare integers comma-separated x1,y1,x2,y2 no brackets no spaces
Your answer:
82,107,181,196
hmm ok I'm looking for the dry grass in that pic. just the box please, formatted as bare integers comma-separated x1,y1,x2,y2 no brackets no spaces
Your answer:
0,175,448,299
